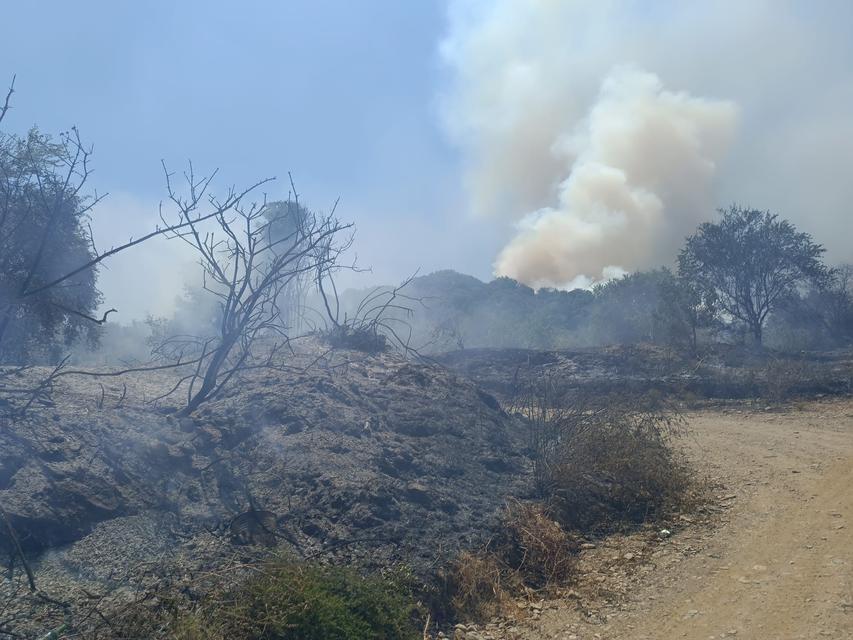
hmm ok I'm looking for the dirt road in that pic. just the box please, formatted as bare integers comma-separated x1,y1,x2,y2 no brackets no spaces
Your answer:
466,399,853,640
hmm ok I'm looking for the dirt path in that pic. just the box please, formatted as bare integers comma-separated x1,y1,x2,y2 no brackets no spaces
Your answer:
462,398,853,640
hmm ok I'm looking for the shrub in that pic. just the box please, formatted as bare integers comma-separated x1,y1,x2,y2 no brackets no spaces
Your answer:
495,500,578,589
321,324,388,353
438,550,516,623
546,410,688,531
516,379,690,533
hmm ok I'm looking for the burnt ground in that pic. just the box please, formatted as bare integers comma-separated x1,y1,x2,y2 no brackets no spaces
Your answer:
0,344,531,636
437,344,853,400
1,342,851,638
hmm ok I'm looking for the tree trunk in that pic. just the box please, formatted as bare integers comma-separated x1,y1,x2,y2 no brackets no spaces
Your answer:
181,331,239,416
691,321,698,356
751,321,763,346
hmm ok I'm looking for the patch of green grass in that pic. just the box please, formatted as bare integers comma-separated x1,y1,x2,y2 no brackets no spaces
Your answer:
171,559,422,640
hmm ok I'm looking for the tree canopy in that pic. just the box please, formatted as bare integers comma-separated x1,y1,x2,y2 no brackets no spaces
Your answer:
678,205,829,345
0,127,103,363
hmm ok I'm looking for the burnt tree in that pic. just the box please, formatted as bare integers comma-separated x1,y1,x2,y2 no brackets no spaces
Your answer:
157,168,352,415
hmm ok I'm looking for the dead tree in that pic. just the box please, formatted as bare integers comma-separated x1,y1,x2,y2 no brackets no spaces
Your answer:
316,274,422,353
312,221,422,354
0,75,14,124
155,167,353,415
0,75,272,412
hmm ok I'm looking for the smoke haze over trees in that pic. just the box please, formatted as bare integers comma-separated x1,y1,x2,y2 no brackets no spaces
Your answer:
440,0,853,290
3,3,852,318
329,208,850,355
0,119,104,364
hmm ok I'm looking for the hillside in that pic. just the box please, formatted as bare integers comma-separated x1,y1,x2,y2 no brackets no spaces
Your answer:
0,344,530,635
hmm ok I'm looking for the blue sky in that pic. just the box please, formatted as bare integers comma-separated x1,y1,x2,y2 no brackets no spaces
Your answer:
2,1,448,198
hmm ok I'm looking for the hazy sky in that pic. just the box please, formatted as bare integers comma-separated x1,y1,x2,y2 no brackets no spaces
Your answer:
2,1,852,319
1,1,497,317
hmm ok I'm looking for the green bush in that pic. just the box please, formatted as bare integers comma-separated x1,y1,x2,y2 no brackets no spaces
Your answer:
171,559,422,640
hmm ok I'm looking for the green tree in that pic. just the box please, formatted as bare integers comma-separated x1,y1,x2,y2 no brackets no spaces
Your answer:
678,206,829,346
656,273,716,354
590,269,687,346
0,126,104,363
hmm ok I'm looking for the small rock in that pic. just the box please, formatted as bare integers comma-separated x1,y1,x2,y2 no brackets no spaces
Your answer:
404,481,433,506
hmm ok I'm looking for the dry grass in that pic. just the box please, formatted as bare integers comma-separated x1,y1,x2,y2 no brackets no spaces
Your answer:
761,357,816,403
437,501,579,623
494,500,578,589
442,550,517,623
513,377,692,533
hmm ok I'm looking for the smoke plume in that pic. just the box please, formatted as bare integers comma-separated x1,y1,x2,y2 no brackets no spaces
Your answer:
496,68,736,287
440,1,853,288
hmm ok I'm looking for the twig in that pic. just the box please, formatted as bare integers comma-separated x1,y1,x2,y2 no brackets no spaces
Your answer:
0,74,14,124
0,502,35,592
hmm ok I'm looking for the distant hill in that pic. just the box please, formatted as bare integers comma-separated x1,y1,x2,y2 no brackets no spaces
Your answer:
339,269,597,352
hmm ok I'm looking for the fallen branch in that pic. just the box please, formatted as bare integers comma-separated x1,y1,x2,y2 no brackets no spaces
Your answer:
0,502,35,592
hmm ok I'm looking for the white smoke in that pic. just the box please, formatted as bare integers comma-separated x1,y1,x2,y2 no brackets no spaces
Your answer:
92,192,203,320
495,67,736,286
440,0,853,287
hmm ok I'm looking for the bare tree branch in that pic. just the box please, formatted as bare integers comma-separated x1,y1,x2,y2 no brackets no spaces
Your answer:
20,173,275,298
144,168,354,415
0,74,14,125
